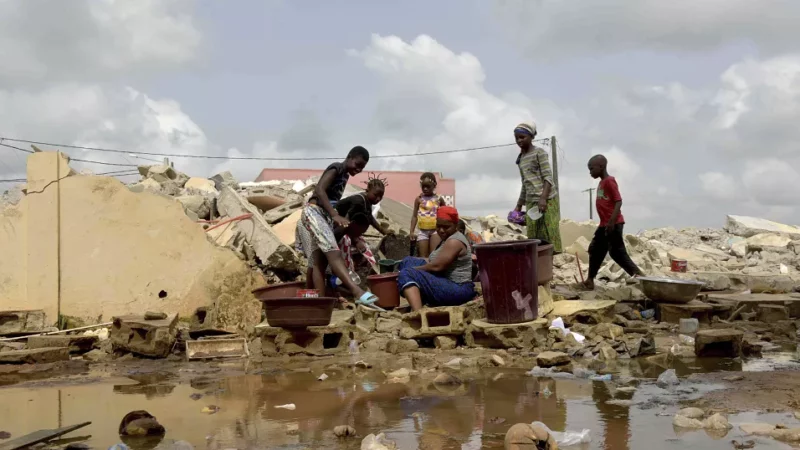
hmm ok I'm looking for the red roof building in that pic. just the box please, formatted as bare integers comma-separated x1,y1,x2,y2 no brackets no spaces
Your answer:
254,169,456,206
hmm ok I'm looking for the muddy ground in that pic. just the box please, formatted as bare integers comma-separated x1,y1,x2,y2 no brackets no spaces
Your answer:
1,348,800,449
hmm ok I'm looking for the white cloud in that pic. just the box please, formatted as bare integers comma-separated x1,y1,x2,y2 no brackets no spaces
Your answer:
0,0,200,85
699,172,737,200
741,159,800,206
494,0,800,57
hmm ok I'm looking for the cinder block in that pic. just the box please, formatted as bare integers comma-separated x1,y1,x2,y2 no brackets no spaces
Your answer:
111,313,178,358
26,335,97,354
465,318,548,350
398,306,468,339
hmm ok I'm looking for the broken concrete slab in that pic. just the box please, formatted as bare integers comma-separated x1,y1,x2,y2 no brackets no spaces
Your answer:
263,199,304,224
565,236,591,264
536,351,570,367
175,195,211,220
210,171,239,191
272,209,302,247
0,310,46,335
704,292,800,318
538,285,555,317
26,335,97,354
694,329,743,357
548,300,616,325
560,219,597,250
757,304,789,322
725,215,800,239
746,233,793,252
0,347,69,364
667,248,710,263
657,300,713,324
217,186,299,271
110,313,178,358
183,177,218,196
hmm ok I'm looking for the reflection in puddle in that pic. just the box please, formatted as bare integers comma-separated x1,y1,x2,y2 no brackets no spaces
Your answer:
0,369,795,450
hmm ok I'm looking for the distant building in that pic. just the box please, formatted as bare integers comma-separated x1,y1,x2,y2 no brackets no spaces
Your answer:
254,169,456,206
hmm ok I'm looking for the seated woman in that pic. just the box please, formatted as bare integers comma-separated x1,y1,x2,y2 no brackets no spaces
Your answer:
397,206,476,311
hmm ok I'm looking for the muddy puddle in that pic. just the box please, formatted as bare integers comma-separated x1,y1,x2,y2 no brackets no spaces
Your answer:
1,352,799,450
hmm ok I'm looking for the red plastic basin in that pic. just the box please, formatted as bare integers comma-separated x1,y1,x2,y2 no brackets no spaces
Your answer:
367,272,401,309
262,297,336,328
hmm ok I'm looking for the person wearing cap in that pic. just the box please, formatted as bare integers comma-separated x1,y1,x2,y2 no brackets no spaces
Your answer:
513,122,563,253
396,206,476,311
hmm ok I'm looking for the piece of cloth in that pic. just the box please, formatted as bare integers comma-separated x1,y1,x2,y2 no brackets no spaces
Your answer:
428,231,473,284
436,205,459,223
335,192,371,219
525,196,563,253
397,257,476,307
587,223,641,279
517,146,558,206
416,228,436,241
596,176,625,226
296,204,338,268
514,122,537,136
416,194,441,230
324,234,377,277
308,162,349,205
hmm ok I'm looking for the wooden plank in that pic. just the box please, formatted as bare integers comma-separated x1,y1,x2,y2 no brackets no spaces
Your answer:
0,422,91,450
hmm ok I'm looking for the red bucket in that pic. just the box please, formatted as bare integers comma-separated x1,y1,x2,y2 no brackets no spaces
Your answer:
671,259,688,273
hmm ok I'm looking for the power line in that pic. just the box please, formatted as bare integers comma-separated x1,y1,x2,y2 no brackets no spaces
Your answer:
0,136,547,161
0,142,137,167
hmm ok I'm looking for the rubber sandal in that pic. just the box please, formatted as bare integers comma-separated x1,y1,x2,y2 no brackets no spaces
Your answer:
357,293,385,311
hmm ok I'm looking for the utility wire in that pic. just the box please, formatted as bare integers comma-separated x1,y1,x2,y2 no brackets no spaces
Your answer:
0,136,548,161
1,143,138,167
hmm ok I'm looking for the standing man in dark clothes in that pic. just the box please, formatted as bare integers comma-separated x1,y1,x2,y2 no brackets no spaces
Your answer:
584,154,644,290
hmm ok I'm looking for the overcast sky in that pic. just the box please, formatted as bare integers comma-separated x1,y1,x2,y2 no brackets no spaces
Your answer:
2,0,799,231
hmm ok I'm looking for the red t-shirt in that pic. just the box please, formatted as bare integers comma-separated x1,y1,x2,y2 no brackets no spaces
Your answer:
596,176,625,226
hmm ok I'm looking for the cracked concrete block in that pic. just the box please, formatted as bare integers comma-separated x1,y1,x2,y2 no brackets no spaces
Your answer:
695,329,743,358
26,335,97,354
255,312,355,356
0,347,70,364
183,177,218,196
176,195,211,220
548,300,616,325
0,310,46,335
217,187,299,271
111,313,178,358
398,305,468,339
465,318,548,350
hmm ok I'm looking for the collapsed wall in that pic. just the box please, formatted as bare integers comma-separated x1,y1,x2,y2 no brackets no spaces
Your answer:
0,152,265,330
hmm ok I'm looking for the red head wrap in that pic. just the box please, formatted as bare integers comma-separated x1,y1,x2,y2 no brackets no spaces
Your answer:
436,205,459,223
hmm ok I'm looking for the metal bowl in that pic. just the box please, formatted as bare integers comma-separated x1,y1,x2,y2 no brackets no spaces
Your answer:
638,277,705,304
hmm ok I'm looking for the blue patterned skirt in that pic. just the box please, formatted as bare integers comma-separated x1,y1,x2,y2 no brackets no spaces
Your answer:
397,257,475,307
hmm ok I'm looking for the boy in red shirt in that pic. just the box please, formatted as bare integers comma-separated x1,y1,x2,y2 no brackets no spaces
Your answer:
584,155,644,289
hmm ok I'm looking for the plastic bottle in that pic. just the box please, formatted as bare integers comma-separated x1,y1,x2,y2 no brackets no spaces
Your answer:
330,269,361,287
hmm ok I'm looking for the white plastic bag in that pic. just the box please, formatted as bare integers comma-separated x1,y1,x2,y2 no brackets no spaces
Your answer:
549,317,586,343
656,369,679,387
531,421,591,446
678,334,695,345
527,367,576,379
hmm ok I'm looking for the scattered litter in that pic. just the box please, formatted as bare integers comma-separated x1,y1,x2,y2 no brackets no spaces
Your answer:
640,309,655,319
679,334,695,345
527,367,576,379
572,367,596,379
531,421,591,446
275,404,296,410
542,386,552,398
656,369,680,387
361,432,396,450
201,405,220,414
549,317,586,343
590,374,612,381
318,373,329,381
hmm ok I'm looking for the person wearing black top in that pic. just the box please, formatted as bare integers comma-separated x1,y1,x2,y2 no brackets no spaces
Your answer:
295,146,382,306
